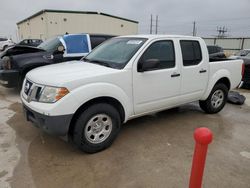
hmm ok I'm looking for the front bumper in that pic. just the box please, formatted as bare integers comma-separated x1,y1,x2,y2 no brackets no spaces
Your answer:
23,104,73,136
0,69,19,88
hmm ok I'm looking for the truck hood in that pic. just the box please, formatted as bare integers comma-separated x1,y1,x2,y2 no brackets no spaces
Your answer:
0,45,45,58
26,61,120,89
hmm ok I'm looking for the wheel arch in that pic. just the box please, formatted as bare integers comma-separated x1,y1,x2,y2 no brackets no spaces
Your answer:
68,96,125,136
201,74,231,101
214,77,231,90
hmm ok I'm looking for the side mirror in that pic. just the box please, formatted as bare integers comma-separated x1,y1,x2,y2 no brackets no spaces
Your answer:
138,59,160,72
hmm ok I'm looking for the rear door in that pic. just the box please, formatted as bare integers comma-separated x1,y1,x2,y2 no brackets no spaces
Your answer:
180,40,209,100
133,39,181,114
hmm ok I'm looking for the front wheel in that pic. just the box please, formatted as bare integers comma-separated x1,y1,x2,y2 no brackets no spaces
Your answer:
199,83,228,114
72,103,121,153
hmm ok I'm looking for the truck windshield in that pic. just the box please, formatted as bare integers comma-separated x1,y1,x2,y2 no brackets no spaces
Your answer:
38,37,63,52
83,37,147,69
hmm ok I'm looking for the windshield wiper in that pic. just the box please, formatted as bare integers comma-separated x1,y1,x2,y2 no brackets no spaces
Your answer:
87,59,112,68
82,57,89,62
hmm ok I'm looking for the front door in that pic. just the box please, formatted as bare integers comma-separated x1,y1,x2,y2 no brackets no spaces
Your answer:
133,40,181,114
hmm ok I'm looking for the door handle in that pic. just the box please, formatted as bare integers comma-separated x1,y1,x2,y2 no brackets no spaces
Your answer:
199,69,207,73
171,73,180,77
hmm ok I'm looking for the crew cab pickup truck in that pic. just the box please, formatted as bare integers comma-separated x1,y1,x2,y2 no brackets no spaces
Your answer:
0,33,114,88
21,35,243,153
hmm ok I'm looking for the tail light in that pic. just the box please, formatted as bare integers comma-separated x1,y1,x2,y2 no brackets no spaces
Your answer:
242,63,245,78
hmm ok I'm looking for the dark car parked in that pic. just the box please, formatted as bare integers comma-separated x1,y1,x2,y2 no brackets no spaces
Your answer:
0,33,114,88
234,49,250,58
18,39,43,47
207,45,226,60
241,57,250,89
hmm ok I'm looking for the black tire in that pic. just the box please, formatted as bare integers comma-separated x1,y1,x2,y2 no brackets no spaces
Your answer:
72,103,121,153
17,74,25,91
199,83,228,114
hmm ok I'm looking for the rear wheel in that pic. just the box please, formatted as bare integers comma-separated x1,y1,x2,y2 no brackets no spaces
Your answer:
72,103,121,153
199,83,228,114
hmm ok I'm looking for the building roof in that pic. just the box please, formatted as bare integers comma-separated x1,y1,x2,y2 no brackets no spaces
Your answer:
17,9,139,25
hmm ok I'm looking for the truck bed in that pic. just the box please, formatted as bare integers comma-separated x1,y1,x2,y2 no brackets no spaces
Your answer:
209,59,242,89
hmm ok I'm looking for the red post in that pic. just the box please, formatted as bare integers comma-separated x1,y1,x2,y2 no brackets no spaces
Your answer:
189,127,213,188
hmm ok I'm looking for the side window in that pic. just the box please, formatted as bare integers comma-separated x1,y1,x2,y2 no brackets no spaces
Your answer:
90,36,107,49
22,40,28,44
140,40,175,70
180,40,202,66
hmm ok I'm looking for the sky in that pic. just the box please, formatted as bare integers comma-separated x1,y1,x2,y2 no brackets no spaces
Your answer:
1,0,250,41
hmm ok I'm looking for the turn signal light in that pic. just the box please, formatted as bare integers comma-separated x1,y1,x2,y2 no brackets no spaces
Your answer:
55,87,69,101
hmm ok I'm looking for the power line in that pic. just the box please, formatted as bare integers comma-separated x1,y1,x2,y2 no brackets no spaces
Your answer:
158,16,250,23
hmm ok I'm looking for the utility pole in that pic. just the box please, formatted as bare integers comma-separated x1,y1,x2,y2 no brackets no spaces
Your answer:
150,14,153,34
216,26,228,38
155,15,158,34
193,21,196,36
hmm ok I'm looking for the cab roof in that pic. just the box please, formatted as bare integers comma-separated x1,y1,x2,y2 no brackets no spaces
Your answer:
117,34,202,40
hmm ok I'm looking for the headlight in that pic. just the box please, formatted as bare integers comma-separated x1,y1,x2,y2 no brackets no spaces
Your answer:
38,86,69,103
2,56,11,70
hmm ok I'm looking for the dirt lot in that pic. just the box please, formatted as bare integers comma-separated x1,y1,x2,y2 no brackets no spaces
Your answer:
0,86,250,188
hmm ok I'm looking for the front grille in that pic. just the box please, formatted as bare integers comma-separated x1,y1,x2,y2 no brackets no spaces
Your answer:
24,80,43,102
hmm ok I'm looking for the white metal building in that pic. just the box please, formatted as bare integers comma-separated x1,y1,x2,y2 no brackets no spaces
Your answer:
204,37,250,53
17,9,139,41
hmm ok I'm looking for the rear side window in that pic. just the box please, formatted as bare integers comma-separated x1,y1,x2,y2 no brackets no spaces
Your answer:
180,40,202,66
140,40,175,70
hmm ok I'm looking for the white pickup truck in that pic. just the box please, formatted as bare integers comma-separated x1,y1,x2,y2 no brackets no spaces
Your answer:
21,35,243,153
0,38,14,51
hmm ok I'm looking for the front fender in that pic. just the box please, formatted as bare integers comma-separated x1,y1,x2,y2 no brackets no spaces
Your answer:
201,69,230,100
70,83,133,121
24,83,133,122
